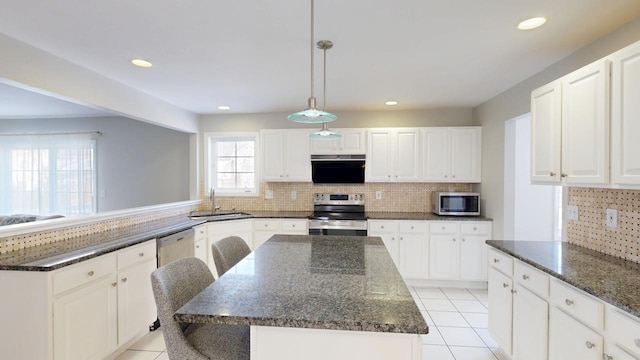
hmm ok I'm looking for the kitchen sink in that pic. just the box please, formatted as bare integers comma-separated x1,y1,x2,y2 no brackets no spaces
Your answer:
189,211,252,221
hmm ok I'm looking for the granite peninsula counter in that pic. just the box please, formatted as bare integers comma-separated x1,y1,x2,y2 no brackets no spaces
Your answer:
175,234,428,360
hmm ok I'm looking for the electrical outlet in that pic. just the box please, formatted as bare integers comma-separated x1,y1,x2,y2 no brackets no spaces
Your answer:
375,191,382,200
291,190,297,200
606,208,618,228
566,205,579,220
265,190,274,199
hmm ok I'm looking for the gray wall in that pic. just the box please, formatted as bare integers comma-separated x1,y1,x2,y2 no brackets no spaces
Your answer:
0,116,191,212
472,18,640,240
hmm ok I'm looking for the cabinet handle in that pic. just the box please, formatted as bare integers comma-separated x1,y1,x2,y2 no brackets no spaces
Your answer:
550,171,556,177
462,238,466,242
453,238,456,242
87,271,95,277
635,338,640,348
444,175,448,178
196,245,200,249
392,237,395,240
111,282,118,287
603,354,613,360
441,226,445,230
585,341,595,349
388,175,391,178
411,226,414,229
452,175,456,179
292,224,296,227
493,258,499,263
121,278,128,283
381,226,384,229
400,237,403,241
511,289,517,294
139,252,145,257
473,227,477,231
264,224,268,227
561,173,568,178
565,299,574,306
522,274,530,280
502,283,509,288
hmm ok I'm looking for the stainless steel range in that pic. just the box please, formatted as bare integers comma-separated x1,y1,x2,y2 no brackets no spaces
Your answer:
308,193,367,236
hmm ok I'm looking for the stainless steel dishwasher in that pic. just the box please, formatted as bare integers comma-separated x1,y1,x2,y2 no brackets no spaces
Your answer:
156,228,195,267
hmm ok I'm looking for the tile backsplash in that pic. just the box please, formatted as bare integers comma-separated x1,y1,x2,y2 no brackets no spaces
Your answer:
567,187,640,263
201,182,473,213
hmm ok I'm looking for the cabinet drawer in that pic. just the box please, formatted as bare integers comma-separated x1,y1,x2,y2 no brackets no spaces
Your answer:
53,253,117,296
607,307,640,357
550,279,604,330
254,219,280,231
430,222,458,234
368,220,397,233
514,260,549,298
460,222,490,235
118,240,156,270
399,221,427,233
488,248,513,276
194,225,207,240
282,219,307,232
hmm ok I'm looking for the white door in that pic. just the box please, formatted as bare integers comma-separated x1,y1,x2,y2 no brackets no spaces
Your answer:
117,260,157,345
422,128,449,181
429,234,459,279
261,130,285,180
561,60,610,185
531,81,562,184
340,129,366,154
459,236,487,281
512,285,548,360
549,307,603,360
377,232,399,268
194,238,207,263
398,234,428,279
488,267,513,355
394,129,421,181
284,130,311,181
450,127,481,182
611,41,640,185
53,276,118,360
367,130,393,181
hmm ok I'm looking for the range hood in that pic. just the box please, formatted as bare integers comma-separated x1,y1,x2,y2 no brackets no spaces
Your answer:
310,154,365,184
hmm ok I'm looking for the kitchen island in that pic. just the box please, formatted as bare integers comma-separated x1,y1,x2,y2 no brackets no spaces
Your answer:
174,234,428,360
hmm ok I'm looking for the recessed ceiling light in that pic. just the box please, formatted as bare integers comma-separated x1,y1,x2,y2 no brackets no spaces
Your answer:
385,101,398,106
130,58,153,68
218,105,230,110
517,17,547,30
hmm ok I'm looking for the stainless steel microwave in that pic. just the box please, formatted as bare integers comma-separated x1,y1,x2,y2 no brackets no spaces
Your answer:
431,192,480,216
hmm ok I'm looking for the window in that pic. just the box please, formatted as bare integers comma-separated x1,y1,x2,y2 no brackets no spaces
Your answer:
0,133,97,215
205,133,258,196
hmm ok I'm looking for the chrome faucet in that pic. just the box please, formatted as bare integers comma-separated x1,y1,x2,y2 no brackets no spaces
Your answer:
210,187,219,214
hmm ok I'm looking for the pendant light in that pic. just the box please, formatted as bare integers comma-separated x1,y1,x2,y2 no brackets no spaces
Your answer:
309,40,341,138
288,0,338,124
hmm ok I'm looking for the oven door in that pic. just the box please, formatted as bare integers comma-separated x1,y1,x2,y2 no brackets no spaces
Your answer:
308,219,368,236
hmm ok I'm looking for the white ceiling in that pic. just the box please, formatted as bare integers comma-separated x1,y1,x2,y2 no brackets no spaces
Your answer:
0,0,639,117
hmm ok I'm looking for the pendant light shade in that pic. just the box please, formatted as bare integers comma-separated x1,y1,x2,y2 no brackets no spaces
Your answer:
288,0,337,124
309,122,342,138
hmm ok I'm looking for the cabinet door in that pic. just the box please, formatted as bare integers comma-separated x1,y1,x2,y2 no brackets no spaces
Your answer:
422,128,450,181
513,285,549,360
395,129,421,181
283,130,311,181
117,259,157,345
604,344,638,360
261,130,285,180
253,231,277,250
450,127,481,182
398,233,428,279
377,232,400,268
488,267,513,355
54,276,118,360
310,137,338,154
340,129,366,154
194,238,207,263
429,234,459,279
531,81,562,184
561,60,610,185
460,235,487,281
367,130,393,181
611,42,640,185
549,307,603,360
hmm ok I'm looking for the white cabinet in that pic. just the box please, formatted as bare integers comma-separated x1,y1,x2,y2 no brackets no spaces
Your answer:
611,41,640,186
512,285,549,360
117,258,156,345
488,266,513,355
368,220,428,279
207,219,253,276
261,129,311,181
366,128,421,182
422,127,482,183
253,218,308,249
549,307,603,360
531,59,610,185
194,224,208,263
429,222,490,281
310,128,366,154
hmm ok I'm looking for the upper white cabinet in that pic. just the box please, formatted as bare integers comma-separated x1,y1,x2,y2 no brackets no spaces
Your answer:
366,128,421,182
310,128,366,154
422,127,482,183
531,59,610,186
611,41,640,186
261,129,311,182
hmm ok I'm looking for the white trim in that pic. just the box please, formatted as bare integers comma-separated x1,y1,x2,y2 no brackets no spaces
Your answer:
203,131,260,197
0,200,200,238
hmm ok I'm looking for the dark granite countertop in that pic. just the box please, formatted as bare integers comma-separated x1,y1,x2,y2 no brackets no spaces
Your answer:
366,212,492,221
175,234,429,334
0,217,206,271
486,240,640,318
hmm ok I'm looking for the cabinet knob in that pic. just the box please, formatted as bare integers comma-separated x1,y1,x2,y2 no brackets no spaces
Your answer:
452,175,456,178
196,245,200,249
111,282,118,287
121,278,128,283
522,274,530,280
511,289,517,294
441,226,445,230
381,226,384,229
473,227,477,231
444,175,448,178
462,238,466,242
493,259,499,263
388,175,391,178
391,237,395,241
264,224,268,227
550,171,556,177
453,238,456,242
561,173,568,178
87,271,95,277
603,354,613,360
585,341,595,349
565,299,574,306
292,224,296,227
139,252,144,257
411,226,414,229
502,283,509,288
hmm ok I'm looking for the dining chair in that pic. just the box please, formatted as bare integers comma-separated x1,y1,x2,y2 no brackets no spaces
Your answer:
211,236,251,277
150,257,250,360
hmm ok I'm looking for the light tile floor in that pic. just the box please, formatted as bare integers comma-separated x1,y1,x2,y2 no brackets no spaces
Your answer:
115,287,498,360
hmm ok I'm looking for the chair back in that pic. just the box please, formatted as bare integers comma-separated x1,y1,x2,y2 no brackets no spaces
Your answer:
211,236,251,277
151,257,213,360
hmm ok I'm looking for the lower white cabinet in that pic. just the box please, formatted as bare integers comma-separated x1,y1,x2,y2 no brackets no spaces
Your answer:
368,220,429,279
488,266,513,355
429,222,490,281
252,218,308,250
194,224,208,264
512,284,549,360
117,258,157,344
549,307,603,360
206,219,253,276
